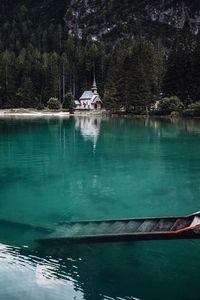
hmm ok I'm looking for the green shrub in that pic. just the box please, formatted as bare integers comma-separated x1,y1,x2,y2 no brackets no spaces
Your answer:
183,102,200,117
130,106,148,115
189,102,200,116
63,93,75,110
182,109,194,117
157,96,182,115
37,103,45,110
47,97,61,110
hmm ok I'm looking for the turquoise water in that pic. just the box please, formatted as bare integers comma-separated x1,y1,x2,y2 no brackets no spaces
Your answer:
0,116,200,300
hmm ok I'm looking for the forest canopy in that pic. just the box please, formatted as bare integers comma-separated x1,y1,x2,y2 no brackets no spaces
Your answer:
0,1,200,112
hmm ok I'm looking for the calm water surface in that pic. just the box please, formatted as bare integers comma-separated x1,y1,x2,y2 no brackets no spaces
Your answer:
0,116,200,300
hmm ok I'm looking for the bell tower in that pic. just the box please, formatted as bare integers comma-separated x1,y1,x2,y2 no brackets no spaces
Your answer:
91,72,98,95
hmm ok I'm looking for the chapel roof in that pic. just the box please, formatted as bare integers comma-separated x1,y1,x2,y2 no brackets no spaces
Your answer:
80,91,94,100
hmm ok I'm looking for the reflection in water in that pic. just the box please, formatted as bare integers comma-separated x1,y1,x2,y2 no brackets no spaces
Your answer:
0,243,144,300
0,243,83,300
75,117,101,151
2,237,199,300
1,117,200,300
145,117,200,138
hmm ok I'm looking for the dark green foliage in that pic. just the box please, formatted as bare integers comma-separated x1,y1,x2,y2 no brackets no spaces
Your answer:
191,34,200,101
157,96,182,115
47,97,61,110
17,76,35,108
183,102,200,117
162,16,200,110
37,103,45,110
0,2,107,108
104,38,164,112
0,1,200,114
63,93,74,110
162,17,194,104
189,102,200,112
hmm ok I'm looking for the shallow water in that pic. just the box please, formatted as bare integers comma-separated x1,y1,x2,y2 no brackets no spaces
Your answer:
0,116,200,300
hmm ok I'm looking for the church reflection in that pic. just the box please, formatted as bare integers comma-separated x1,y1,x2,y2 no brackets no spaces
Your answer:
75,116,102,151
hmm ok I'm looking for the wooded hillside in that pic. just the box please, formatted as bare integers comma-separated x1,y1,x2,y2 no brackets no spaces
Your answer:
0,0,200,111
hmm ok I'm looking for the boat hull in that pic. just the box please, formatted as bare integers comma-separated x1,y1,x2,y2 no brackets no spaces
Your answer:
36,212,200,245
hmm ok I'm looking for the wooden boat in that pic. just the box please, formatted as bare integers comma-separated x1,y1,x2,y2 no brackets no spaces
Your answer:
36,211,200,245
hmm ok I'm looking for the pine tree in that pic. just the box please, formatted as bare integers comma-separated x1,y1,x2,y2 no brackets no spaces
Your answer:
191,33,200,101
0,1,181,111
104,37,161,112
104,44,127,110
17,76,35,107
163,16,194,105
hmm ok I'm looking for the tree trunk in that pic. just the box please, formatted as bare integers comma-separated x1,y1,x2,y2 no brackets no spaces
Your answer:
62,66,65,100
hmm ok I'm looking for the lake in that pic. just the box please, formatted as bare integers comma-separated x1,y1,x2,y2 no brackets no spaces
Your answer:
0,116,200,300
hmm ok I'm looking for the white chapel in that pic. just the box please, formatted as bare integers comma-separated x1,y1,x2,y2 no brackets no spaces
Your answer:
75,75,102,110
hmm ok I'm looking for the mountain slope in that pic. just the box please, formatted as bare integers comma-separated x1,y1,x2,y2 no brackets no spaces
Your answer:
66,0,200,45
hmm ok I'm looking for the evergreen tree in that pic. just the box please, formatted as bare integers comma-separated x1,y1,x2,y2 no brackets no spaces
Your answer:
16,76,35,107
163,16,194,105
63,92,74,110
104,44,127,110
191,32,200,101
0,1,195,112
104,38,162,111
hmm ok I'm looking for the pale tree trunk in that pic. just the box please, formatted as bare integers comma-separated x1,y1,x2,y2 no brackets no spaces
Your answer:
58,76,62,100
62,66,65,99
73,70,76,97
70,72,72,94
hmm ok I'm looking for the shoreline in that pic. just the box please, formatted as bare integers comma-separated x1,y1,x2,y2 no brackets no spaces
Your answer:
0,108,105,117
0,108,200,120
0,109,70,117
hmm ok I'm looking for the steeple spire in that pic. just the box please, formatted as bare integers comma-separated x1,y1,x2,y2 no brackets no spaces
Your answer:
91,71,98,94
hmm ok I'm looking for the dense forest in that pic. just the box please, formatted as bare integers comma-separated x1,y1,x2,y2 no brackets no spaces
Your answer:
1,0,200,114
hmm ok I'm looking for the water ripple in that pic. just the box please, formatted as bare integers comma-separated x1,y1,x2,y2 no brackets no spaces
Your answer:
0,243,84,300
